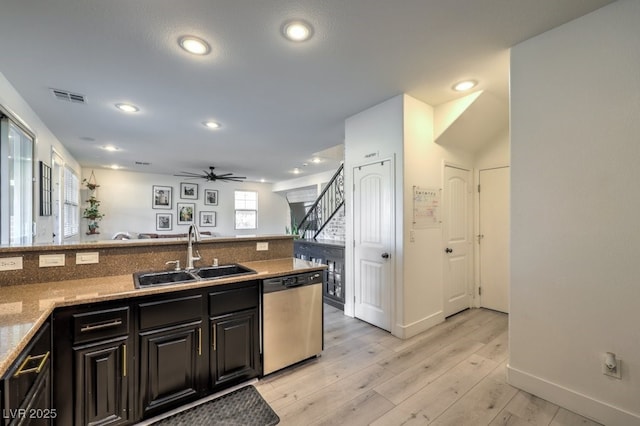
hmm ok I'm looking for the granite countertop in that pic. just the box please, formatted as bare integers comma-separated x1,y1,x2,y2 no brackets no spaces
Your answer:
0,257,324,377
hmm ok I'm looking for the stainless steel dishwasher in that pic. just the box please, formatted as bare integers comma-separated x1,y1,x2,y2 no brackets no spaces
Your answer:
262,271,323,375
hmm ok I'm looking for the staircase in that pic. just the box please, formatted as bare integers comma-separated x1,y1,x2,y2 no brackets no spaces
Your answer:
296,164,344,240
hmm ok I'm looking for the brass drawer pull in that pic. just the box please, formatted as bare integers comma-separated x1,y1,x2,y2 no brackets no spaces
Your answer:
123,344,127,377
198,328,202,356
212,324,217,351
80,319,122,332
14,351,50,377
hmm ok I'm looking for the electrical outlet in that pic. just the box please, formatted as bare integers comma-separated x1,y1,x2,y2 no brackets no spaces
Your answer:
0,256,23,271
76,252,99,265
256,242,269,251
39,254,65,267
603,352,622,379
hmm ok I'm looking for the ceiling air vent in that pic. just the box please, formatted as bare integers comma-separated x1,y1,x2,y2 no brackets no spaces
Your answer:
50,88,86,104
135,161,151,166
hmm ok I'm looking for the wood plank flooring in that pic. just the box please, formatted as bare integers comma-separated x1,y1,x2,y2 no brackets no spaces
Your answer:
256,306,602,426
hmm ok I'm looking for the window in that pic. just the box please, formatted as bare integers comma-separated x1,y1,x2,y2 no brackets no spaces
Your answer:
63,166,79,238
1,115,34,245
234,190,258,230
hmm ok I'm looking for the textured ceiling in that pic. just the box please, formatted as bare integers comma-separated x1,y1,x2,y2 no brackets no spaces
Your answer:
0,0,615,182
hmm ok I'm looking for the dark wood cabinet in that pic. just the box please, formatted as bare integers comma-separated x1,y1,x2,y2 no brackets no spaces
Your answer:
136,292,206,420
53,304,132,426
294,240,345,310
73,337,130,426
1,320,52,426
209,280,260,389
45,277,262,425
210,310,259,388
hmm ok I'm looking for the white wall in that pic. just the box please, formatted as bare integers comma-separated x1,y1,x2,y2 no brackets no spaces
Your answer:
509,1,640,424
344,95,404,322
80,168,289,239
344,94,475,338
0,72,81,244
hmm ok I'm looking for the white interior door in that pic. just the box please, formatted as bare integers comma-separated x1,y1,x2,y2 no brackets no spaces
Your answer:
353,160,393,331
479,167,510,313
443,165,472,317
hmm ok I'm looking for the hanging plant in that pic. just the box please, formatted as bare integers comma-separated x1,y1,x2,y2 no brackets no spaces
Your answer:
83,171,104,234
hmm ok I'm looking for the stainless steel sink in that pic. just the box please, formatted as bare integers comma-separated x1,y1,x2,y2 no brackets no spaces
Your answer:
194,264,257,280
134,270,198,288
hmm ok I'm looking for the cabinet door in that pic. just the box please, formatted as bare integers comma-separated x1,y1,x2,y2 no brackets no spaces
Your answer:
138,322,204,419
73,337,130,426
210,311,259,388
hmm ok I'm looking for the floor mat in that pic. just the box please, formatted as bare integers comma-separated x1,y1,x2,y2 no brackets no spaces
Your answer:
152,385,280,426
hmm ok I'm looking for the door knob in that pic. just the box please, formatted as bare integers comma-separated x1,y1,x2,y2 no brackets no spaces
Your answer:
381,253,390,259
445,248,453,253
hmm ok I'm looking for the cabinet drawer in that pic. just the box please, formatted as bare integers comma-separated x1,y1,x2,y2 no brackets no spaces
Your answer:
209,282,258,317
73,306,129,344
139,294,203,330
4,320,51,416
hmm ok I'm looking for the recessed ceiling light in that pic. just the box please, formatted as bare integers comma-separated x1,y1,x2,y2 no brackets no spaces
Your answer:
179,36,211,55
292,168,302,174
311,157,321,164
452,80,478,92
109,164,121,170
260,178,266,183
102,145,119,152
282,20,313,42
115,103,139,113
203,121,221,129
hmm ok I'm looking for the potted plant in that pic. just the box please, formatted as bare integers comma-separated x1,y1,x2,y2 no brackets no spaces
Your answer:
82,173,104,234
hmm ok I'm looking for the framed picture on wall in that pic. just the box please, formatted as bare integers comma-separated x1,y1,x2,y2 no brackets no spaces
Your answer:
177,202,195,225
152,185,172,209
199,211,216,227
204,189,218,206
156,213,173,231
180,182,198,199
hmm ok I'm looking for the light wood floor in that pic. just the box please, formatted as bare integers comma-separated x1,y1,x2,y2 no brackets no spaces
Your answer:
256,305,602,426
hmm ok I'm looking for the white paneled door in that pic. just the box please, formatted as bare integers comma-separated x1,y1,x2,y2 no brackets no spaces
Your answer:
353,160,393,331
443,165,473,317
479,167,510,313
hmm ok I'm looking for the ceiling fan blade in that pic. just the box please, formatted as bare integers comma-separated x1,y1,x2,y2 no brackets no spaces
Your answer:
215,173,233,177
174,172,205,178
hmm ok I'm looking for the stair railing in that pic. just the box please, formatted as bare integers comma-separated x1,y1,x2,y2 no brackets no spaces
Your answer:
297,164,344,240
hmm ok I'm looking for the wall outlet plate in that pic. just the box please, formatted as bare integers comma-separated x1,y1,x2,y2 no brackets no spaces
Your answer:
76,252,99,265
0,256,23,271
603,355,622,379
256,242,269,251
39,254,65,267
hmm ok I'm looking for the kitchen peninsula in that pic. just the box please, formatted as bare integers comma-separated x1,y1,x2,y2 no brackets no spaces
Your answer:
0,235,325,425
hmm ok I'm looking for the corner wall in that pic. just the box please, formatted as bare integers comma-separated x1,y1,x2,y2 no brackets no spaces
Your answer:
0,72,81,244
509,1,640,424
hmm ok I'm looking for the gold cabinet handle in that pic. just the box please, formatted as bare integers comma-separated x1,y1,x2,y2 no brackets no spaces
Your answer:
122,344,127,377
80,319,122,332
14,351,50,377
198,328,202,356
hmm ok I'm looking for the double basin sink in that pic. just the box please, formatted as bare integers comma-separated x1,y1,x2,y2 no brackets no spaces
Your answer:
134,264,257,288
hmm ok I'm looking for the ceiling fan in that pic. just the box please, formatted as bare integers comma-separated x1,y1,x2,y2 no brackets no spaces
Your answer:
174,166,246,182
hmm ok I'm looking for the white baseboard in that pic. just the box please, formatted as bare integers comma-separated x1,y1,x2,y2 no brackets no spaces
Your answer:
507,364,640,426
393,310,444,339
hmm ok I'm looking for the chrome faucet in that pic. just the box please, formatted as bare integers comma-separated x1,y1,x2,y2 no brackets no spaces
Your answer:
186,224,201,269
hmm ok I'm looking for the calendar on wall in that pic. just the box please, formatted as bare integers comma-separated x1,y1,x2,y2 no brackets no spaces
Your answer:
412,186,440,229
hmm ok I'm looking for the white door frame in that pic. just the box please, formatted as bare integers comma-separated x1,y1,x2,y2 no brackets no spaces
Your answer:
473,164,509,307
349,157,395,333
